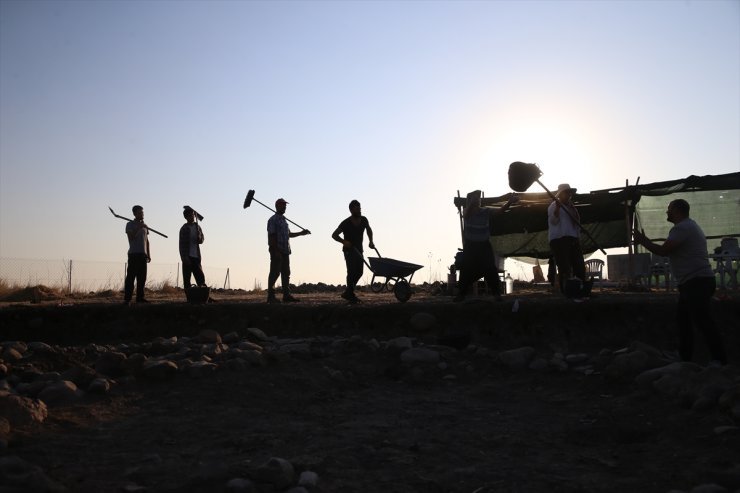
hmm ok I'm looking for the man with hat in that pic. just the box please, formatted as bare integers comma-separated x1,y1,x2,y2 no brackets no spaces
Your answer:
266,197,311,303
547,183,586,294
179,206,206,289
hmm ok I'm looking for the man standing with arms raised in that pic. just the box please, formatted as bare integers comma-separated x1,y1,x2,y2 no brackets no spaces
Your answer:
548,183,586,295
266,198,310,304
633,199,727,366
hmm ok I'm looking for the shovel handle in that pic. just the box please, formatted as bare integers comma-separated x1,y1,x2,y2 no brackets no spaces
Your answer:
536,180,606,255
248,197,310,232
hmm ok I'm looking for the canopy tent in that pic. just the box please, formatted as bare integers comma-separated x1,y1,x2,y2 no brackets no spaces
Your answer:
453,172,740,260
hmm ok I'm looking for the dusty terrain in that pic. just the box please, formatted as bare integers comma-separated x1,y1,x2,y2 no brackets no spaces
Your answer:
1,286,739,493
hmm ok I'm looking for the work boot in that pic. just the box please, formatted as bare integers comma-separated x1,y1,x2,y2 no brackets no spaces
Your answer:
341,290,360,304
282,294,300,303
266,290,280,304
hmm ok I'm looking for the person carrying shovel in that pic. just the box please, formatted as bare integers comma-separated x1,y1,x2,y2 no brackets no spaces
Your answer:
266,198,311,303
332,199,375,303
179,206,206,289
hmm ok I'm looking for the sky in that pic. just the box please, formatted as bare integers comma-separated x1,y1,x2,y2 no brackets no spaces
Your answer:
1,0,739,289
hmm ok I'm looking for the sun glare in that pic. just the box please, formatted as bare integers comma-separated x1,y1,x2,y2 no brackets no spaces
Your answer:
493,122,596,188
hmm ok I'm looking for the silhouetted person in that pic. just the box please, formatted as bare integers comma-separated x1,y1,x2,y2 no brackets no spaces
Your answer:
548,183,586,294
332,199,375,303
633,199,727,366
454,190,516,302
267,198,310,303
124,205,150,304
179,206,206,289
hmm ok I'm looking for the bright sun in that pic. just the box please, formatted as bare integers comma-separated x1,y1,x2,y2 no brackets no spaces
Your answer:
488,121,597,194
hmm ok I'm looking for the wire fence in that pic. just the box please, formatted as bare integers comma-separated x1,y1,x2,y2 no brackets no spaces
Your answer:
0,258,230,293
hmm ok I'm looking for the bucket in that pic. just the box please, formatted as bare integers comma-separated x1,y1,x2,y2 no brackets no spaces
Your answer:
185,286,210,304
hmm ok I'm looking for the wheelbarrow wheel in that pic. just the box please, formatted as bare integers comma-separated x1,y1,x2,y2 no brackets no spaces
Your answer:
393,280,412,303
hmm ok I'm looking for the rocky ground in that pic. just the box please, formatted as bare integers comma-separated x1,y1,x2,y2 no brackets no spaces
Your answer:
1,288,739,493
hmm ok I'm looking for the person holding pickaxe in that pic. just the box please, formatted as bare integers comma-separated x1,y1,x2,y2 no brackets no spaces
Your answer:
124,205,150,304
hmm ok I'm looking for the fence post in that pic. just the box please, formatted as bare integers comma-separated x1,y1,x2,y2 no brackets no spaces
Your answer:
224,268,230,290
68,259,72,293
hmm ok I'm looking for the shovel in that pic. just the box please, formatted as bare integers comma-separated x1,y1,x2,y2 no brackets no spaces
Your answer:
507,162,606,254
243,189,310,232
108,206,168,238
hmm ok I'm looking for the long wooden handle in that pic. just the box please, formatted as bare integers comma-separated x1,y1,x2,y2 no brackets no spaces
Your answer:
108,207,168,238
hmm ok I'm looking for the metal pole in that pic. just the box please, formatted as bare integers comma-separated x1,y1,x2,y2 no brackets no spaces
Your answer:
223,268,230,290
456,190,464,246
625,177,640,289
625,179,634,288
68,260,72,293
176,263,180,288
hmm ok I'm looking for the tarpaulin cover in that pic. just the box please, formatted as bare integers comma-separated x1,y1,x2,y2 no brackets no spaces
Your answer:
453,172,740,259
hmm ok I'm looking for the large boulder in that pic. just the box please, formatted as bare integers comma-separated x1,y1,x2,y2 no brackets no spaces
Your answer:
37,380,83,406
498,347,536,370
94,351,128,377
140,360,179,380
0,392,48,426
604,350,650,381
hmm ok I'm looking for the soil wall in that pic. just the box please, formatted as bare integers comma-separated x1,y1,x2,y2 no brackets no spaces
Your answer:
1,296,738,359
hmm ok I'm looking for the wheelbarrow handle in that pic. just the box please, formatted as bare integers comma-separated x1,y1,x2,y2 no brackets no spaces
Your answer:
353,247,373,270
372,246,382,258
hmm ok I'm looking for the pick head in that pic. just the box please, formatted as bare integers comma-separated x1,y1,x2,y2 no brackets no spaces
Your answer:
243,190,255,209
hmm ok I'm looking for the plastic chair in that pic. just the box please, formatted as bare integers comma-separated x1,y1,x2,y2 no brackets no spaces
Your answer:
647,255,672,291
584,259,604,281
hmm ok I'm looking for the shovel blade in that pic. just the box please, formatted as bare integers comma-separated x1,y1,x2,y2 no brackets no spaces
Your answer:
508,162,543,192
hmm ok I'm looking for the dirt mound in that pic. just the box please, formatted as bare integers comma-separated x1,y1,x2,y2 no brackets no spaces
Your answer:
0,285,62,303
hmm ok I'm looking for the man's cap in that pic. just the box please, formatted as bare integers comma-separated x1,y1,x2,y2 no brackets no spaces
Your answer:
556,183,577,196
275,198,288,206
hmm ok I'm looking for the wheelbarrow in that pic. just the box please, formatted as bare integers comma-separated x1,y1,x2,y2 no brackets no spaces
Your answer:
356,247,423,302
